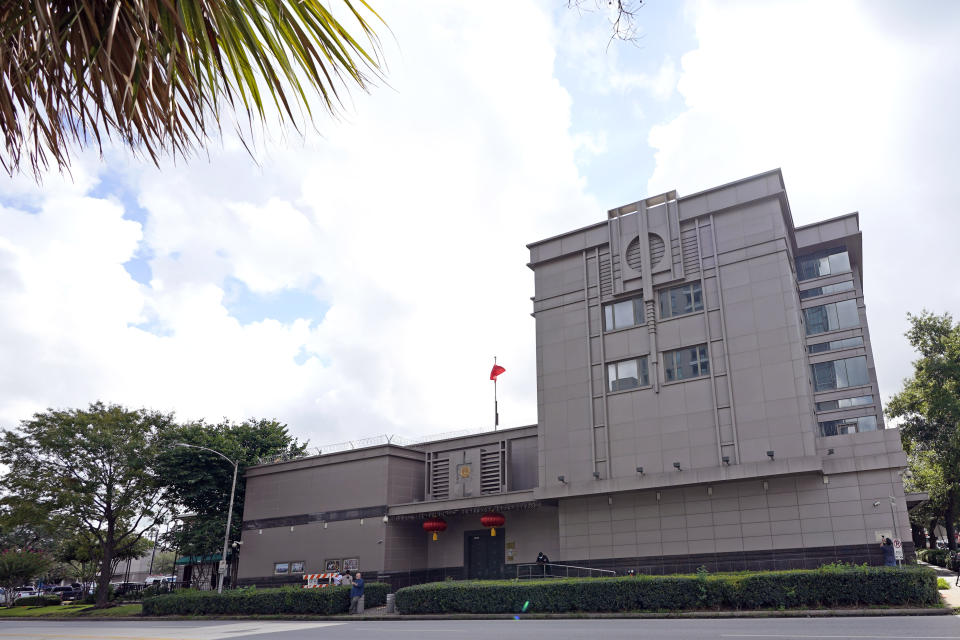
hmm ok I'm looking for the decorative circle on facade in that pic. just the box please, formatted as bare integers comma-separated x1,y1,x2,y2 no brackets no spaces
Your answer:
625,237,643,274
649,233,666,268
422,517,447,541
480,512,505,536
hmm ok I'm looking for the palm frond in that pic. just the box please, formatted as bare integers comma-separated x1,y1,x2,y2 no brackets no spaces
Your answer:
0,0,385,177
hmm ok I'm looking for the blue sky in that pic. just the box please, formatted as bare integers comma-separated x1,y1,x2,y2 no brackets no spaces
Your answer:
0,0,957,446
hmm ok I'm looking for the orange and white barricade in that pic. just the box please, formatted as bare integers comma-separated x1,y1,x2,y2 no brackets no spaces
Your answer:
302,573,338,588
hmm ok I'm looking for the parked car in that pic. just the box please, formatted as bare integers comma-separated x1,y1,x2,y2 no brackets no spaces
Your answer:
13,588,36,600
50,586,78,602
110,582,142,596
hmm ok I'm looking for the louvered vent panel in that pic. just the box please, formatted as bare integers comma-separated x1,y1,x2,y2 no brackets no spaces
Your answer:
649,234,666,267
480,450,502,494
430,458,450,500
681,228,700,275
598,252,613,297
625,237,643,275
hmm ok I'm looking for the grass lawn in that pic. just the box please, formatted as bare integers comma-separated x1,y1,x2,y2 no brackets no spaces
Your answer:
0,603,141,617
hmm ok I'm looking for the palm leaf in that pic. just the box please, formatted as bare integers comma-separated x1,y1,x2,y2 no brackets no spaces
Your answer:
0,0,385,177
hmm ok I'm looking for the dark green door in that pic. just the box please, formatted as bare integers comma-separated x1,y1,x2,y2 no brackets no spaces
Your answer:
464,528,504,579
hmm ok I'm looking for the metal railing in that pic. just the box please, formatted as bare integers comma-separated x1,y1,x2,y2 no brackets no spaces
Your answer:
515,562,616,580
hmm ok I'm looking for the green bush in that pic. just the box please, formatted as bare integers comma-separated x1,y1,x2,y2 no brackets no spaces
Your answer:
142,583,389,616
918,549,951,568
394,566,938,614
14,594,62,607
937,578,950,589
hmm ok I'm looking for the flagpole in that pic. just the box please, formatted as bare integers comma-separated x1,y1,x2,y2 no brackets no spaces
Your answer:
493,356,499,431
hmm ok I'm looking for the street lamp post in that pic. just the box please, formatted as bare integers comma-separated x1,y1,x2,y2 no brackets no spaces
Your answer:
174,443,238,594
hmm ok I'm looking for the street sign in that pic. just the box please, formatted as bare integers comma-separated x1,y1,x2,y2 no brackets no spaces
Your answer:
893,538,904,561
218,560,227,572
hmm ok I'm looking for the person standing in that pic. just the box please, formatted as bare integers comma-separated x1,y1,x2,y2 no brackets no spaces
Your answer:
881,537,897,567
349,572,364,614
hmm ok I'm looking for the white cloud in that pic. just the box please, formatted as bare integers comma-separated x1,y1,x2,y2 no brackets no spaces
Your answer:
647,0,960,402
0,1,600,445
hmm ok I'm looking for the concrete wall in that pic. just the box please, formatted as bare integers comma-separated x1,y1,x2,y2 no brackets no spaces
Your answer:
556,468,910,565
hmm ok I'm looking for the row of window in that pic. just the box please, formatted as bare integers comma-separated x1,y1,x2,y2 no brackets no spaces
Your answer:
815,394,874,412
796,247,851,281
607,344,710,392
808,336,864,354
275,558,360,575
818,415,878,437
799,279,854,300
602,283,703,332
811,355,869,392
803,299,859,336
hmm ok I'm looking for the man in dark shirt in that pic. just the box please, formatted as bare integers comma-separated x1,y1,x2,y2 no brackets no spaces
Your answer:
349,572,364,614
881,538,897,567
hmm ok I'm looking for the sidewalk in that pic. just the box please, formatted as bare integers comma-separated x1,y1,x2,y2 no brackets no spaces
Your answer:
918,560,960,608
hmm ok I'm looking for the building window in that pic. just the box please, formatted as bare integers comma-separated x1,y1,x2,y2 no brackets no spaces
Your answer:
274,562,289,575
815,394,874,412
796,247,851,281
818,415,878,437
811,356,869,392
803,299,859,335
607,357,649,392
290,561,305,574
799,280,854,300
664,345,710,382
659,282,703,319
808,336,864,354
603,295,644,331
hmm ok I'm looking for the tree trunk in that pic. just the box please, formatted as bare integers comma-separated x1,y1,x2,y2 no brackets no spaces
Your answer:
95,544,113,608
946,492,957,551
929,517,939,549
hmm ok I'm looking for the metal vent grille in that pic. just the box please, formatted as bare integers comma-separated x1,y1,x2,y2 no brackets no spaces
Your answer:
430,457,450,500
681,228,700,275
599,251,614,297
625,237,643,274
649,234,666,267
480,449,503,494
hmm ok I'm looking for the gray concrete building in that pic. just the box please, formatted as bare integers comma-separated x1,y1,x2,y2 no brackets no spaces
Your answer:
235,169,911,589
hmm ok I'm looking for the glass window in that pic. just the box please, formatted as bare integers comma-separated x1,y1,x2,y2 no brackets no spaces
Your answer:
290,561,305,574
818,415,879,437
603,295,644,331
811,356,869,391
808,336,864,354
659,282,703,319
799,280,854,300
804,299,859,335
796,247,851,281
664,344,710,382
274,563,289,575
815,395,874,411
607,357,649,392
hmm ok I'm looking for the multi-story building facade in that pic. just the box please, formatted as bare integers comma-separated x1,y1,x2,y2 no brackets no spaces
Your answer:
235,169,911,589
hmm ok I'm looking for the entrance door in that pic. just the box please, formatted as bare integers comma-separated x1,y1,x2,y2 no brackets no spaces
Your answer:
464,528,505,579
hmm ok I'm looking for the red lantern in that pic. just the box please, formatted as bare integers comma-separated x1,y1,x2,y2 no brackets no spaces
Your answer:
422,517,447,541
480,512,505,536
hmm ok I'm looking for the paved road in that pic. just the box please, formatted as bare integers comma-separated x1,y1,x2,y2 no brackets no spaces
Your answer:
0,617,958,640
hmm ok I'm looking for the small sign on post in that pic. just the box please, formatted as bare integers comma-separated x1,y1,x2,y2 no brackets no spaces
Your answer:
893,538,904,561
218,560,228,572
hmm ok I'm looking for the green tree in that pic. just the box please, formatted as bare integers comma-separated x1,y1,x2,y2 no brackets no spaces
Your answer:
156,418,305,582
0,1,384,177
888,311,960,550
0,402,173,607
0,550,51,606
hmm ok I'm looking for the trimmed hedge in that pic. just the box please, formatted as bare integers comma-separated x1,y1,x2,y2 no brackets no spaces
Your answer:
14,595,62,607
394,566,938,614
142,583,389,616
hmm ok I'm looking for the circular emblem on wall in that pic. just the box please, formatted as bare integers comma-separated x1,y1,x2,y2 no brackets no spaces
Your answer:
458,464,471,479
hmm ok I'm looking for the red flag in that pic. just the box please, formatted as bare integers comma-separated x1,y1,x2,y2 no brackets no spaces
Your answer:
490,364,506,381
